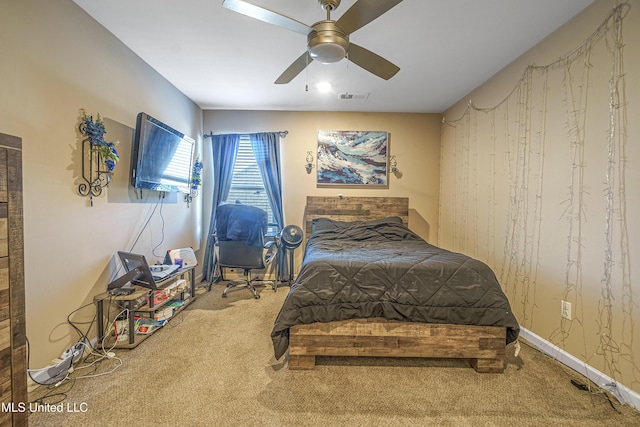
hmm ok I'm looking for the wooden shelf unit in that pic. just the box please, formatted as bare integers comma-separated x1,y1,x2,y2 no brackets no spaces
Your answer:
94,266,195,349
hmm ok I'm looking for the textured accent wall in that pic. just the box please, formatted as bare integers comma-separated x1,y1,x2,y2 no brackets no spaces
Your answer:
441,0,640,398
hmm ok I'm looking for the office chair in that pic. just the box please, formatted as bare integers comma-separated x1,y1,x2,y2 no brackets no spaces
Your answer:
214,203,278,299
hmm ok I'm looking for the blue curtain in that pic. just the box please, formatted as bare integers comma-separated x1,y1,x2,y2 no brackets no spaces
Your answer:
203,133,241,283
249,132,287,281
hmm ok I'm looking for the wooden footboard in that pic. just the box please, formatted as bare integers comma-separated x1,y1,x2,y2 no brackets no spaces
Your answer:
289,318,506,373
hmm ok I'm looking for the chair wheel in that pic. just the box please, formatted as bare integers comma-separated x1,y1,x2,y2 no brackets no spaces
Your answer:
222,293,228,298
254,294,260,299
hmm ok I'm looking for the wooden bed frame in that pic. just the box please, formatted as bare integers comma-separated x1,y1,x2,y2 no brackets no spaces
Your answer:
288,196,507,373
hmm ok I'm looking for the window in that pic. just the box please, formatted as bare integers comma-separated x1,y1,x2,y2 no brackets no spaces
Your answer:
224,136,275,225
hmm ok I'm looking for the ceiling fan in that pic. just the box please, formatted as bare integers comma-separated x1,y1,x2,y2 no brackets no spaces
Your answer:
222,0,403,84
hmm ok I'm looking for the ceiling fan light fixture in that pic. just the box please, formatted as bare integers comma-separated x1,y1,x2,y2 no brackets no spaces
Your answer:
307,21,349,64
309,43,346,63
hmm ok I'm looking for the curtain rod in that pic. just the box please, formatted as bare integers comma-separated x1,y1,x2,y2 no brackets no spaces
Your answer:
203,130,288,139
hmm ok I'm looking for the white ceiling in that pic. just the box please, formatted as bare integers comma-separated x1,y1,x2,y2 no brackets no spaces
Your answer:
73,0,594,113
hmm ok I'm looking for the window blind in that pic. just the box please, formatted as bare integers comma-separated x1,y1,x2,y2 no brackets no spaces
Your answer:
225,136,274,223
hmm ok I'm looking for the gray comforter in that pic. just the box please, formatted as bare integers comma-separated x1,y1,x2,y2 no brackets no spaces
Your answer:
271,217,520,359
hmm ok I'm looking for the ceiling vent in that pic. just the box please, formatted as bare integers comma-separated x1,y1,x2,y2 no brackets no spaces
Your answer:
338,92,369,100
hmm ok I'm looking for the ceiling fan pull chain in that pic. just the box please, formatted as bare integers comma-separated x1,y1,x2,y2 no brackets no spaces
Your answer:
305,52,310,92
345,52,349,95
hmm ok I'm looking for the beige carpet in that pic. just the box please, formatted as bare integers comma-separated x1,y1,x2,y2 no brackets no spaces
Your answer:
29,283,640,427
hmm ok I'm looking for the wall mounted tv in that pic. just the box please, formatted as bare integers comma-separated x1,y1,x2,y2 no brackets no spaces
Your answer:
131,112,195,193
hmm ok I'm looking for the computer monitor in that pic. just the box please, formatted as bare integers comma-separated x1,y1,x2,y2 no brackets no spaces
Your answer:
107,251,158,292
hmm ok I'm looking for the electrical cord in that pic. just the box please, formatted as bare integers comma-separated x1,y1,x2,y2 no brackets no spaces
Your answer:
72,355,122,380
164,308,185,328
152,192,167,257
26,297,109,414
29,299,123,393
72,303,125,379
66,301,98,354
94,298,122,356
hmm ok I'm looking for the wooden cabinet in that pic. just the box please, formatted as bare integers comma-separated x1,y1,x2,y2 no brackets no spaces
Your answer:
0,133,26,426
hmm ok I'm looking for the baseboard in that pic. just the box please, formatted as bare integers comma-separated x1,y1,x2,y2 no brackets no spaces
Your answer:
519,327,640,411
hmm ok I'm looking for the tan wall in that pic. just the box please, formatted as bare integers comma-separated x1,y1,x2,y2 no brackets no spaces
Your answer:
442,0,640,395
202,110,441,272
0,0,203,369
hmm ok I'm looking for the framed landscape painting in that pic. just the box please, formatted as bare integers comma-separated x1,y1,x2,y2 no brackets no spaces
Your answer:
316,130,388,186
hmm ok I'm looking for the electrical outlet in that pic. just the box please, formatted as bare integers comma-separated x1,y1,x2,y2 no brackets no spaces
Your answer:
561,300,572,320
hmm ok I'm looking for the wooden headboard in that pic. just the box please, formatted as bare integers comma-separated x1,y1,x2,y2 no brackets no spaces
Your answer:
303,196,409,240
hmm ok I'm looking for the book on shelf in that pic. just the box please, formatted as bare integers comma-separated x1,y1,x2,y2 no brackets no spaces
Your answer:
134,316,167,335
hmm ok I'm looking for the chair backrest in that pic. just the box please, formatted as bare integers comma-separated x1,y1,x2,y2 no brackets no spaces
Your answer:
215,203,268,270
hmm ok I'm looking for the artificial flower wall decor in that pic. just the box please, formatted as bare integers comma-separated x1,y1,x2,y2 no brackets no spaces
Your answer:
77,108,120,206
185,157,203,206
79,108,119,171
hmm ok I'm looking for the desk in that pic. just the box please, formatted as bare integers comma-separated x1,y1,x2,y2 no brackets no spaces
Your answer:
94,266,195,348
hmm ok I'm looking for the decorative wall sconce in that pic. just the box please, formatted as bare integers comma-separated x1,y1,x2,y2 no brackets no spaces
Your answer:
77,109,120,206
305,151,315,174
389,155,403,178
184,158,203,207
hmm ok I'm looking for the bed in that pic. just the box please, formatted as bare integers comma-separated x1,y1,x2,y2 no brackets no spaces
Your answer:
271,196,519,373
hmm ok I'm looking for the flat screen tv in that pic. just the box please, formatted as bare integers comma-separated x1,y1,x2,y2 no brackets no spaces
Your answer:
131,112,195,193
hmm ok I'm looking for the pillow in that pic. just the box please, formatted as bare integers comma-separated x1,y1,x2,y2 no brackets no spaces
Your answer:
311,216,403,234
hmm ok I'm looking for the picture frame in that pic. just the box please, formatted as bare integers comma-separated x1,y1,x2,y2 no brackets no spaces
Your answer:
316,130,388,187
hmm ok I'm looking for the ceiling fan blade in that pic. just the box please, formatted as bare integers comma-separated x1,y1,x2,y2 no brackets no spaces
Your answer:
275,52,314,84
222,0,311,35
336,0,403,35
347,43,399,80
